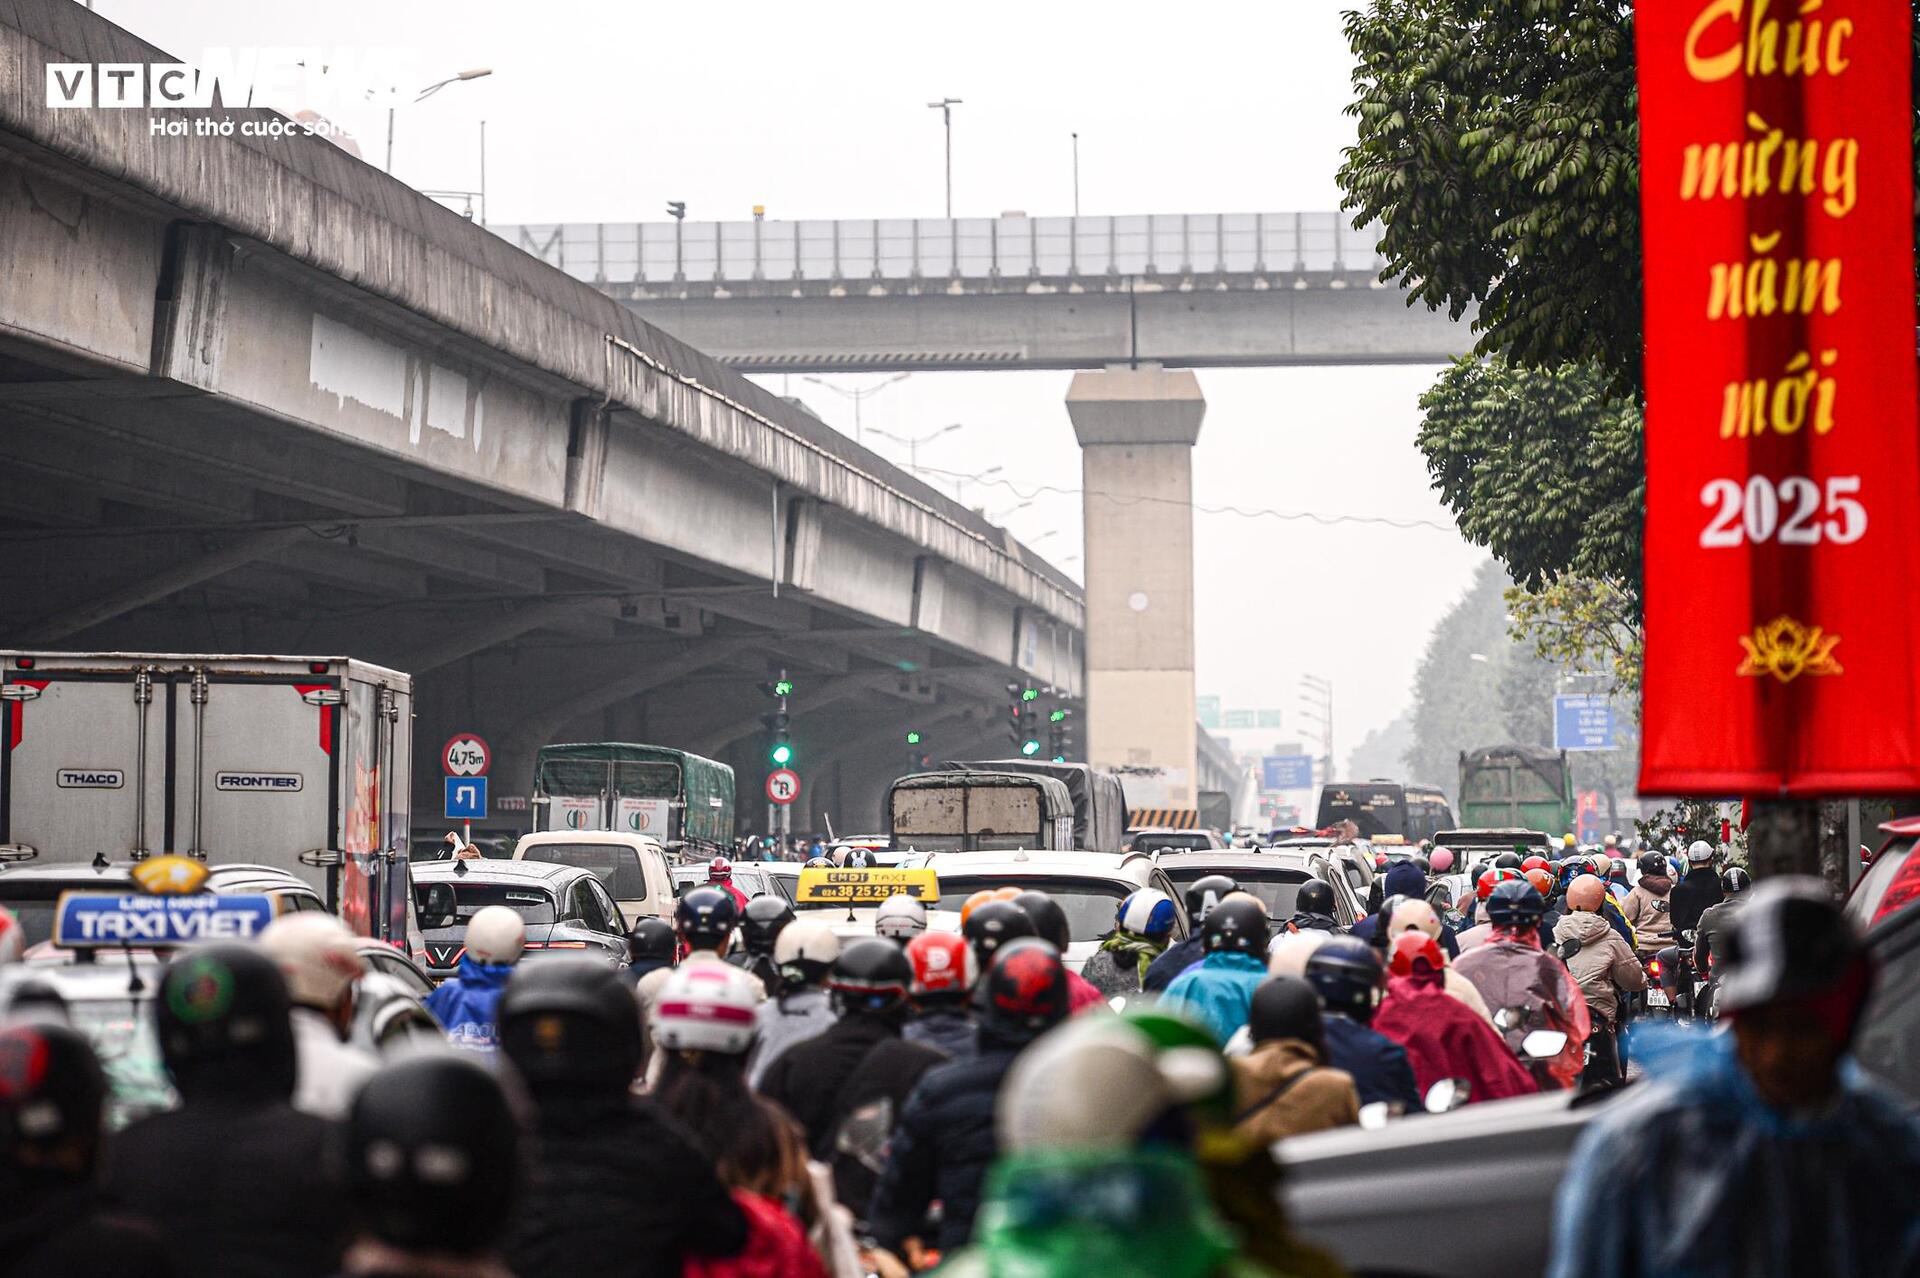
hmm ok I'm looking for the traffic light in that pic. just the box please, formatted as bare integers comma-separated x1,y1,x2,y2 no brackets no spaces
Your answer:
1006,682,1025,748
1048,707,1074,763
1020,687,1040,703
763,668,793,768
773,677,795,697
906,730,922,745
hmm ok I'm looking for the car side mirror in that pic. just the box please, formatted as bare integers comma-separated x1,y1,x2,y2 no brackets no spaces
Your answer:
417,883,457,931
1521,1029,1569,1060
1425,1078,1471,1113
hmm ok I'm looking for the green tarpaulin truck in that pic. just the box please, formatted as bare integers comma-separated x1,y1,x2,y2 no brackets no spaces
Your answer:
532,743,735,857
1457,745,1575,836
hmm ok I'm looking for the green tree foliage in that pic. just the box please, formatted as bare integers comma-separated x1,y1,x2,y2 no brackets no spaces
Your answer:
1417,358,1644,593
1506,576,1642,698
1340,0,1641,391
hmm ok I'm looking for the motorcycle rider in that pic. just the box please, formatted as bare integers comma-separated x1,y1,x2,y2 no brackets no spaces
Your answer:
1353,861,1454,953
901,931,979,1060
1285,879,1342,934
1144,874,1239,993
0,1023,174,1277
1550,874,1645,1087
1012,890,1106,1013
1548,878,1920,1278
1164,895,1273,1045
1083,888,1177,998
1387,898,1494,1024
626,917,677,987
1373,932,1536,1105
638,886,752,1066
868,938,1072,1265
961,899,1036,973
499,958,748,1278
423,904,525,1055
1451,880,1590,1090
746,919,842,1087
337,1056,521,1278
1303,937,1422,1112
706,856,750,912
1669,840,1725,936
874,894,928,945
756,938,948,1216
1229,976,1360,1144
109,945,348,1278
1694,866,1753,1014
1621,852,1677,959
258,912,379,1118
729,895,793,996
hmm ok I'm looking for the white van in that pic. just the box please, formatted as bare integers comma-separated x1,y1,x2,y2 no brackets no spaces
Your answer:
512,831,675,929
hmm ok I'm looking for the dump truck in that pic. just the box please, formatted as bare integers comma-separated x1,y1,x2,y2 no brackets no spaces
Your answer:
531,742,735,858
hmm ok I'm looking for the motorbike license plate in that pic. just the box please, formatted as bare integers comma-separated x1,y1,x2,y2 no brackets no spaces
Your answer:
1647,987,1671,1008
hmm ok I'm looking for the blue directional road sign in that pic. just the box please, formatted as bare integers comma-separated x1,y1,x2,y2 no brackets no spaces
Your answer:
1553,695,1617,752
444,775,489,820
1262,754,1316,791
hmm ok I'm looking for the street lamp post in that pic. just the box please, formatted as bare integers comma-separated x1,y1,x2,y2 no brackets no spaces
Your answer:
926,97,962,218
868,422,962,471
386,67,492,175
801,373,911,446
1072,132,1080,217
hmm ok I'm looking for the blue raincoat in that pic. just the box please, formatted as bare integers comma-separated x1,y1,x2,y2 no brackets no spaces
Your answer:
1548,1029,1920,1278
1162,952,1268,1045
423,957,515,1053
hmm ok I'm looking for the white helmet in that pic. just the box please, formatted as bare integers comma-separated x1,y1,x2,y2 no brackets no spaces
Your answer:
1686,839,1716,864
1267,928,1330,977
1389,898,1444,939
874,895,927,941
259,913,365,1010
652,962,760,1055
773,919,841,985
465,905,526,965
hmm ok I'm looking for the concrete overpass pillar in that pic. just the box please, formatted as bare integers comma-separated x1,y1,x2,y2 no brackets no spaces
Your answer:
1065,364,1203,817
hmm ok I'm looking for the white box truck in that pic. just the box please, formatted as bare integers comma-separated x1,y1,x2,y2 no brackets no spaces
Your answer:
0,653,413,942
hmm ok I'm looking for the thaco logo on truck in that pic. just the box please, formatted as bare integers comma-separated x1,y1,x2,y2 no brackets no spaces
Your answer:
56,769,124,788
215,772,303,793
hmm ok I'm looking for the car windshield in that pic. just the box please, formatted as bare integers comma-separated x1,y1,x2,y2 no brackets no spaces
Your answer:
69,993,176,1128
521,844,648,899
934,876,1128,942
1161,866,1310,919
416,881,557,930
1849,836,1919,929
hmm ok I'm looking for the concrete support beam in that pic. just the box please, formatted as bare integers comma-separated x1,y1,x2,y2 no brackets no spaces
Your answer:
1066,365,1204,813
397,598,591,674
12,527,308,642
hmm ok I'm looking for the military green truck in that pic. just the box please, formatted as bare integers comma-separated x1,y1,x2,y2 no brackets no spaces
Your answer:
531,743,735,857
1457,745,1575,836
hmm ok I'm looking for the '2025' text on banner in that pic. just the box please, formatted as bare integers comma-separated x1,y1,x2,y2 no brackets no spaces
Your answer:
1638,0,1920,794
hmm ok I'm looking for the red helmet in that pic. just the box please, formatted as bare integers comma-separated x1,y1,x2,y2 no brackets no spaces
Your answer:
906,932,977,998
1520,855,1551,875
1388,930,1445,977
707,856,734,881
1477,867,1521,899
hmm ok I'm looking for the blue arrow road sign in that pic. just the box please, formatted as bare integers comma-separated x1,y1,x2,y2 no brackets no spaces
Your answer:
445,775,489,820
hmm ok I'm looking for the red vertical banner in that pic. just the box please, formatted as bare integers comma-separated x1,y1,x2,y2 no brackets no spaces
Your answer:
1638,0,1920,794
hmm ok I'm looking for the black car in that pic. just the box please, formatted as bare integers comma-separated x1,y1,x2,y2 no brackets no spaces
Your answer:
411,860,627,980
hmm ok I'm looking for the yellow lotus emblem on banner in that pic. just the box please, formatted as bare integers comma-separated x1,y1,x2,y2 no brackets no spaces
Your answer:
1736,616,1842,683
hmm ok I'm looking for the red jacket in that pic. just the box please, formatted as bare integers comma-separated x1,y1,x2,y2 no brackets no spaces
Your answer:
1373,971,1537,1105
1066,970,1108,1015
683,1191,827,1278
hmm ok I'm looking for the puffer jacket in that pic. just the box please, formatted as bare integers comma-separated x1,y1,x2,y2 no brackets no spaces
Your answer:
1141,935,1205,994
1163,952,1269,1045
1551,910,1646,1030
1228,1039,1359,1146
506,1093,747,1278
1450,928,1590,1088
746,987,837,1088
1620,884,1675,957
866,1038,1022,1253
422,957,515,1053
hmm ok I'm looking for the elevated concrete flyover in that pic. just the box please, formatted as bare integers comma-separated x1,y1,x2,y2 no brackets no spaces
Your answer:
497,213,1474,373
0,0,1082,834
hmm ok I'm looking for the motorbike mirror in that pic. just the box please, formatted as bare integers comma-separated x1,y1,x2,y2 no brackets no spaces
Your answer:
1492,1006,1524,1033
1680,928,1698,945
1357,1102,1392,1130
1425,1077,1471,1113
1521,1029,1569,1059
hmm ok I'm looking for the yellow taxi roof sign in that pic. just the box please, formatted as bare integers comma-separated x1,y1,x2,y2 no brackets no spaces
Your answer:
129,855,211,896
796,867,938,905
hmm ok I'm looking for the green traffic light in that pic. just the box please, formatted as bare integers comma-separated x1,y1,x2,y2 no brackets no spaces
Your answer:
1051,754,1067,763
773,679,795,697
1020,739,1041,756
906,731,922,744
1048,709,1067,723
1020,687,1039,702
771,743,793,765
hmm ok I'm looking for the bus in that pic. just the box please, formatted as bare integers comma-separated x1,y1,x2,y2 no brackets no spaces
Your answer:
1315,781,1456,843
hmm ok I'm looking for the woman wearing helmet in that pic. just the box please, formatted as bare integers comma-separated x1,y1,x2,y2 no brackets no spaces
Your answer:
1083,889,1177,999
730,896,795,996
1162,895,1273,1045
1373,933,1536,1106
706,856,749,912
637,888,757,1077
1451,881,1590,1090
902,931,980,1060
746,920,842,1089
1305,937,1422,1112
1388,898,1494,1026
653,962,862,1278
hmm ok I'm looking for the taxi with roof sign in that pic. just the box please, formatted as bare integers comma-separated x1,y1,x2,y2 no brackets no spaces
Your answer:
789,865,940,941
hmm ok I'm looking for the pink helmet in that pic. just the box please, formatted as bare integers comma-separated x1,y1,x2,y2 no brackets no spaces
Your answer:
1430,846,1455,874
707,856,734,881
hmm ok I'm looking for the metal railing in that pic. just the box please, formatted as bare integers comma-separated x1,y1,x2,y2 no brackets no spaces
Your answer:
494,213,1387,287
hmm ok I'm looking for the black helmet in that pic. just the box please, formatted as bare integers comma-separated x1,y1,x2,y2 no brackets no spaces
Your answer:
498,958,643,1093
0,1022,105,1166
1464,862,1487,887
740,896,795,956
1720,866,1753,894
1248,975,1325,1052
1486,879,1547,928
675,886,739,951
1718,878,1866,1019
1305,936,1384,1023
979,937,1071,1043
1637,852,1670,879
963,900,1036,967
1011,890,1071,951
155,944,296,1103
1368,894,1409,951
345,1055,522,1255
5,978,71,1025
1492,852,1524,871
1202,897,1267,954
828,938,914,1017
1410,854,1432,874
1185,874,1240,922
627,917,677,966
1295,879,1335,917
